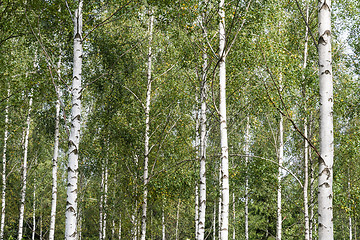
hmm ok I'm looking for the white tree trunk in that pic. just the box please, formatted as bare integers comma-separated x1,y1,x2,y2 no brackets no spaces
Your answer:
132,202,138,240
17,91,33,240
218,163,222,240
304,119,310,240
141,9,154,240
309,123,314,240
213,204,216,240
245,116,250,240
32,177,36,240
219,0,229,239
198,22,208,240
49,60,61,240
195,184,199,239
318,0,334,239
349,178,352,240
112,219,115,239
0,87,9,240
162,205,166,240
277,98,284,240
232,193,235,240
302,1,310,239
195,97,199,240
119,215,122,240
99,165,104,240
40,205,43,240
103,163,108,240
176,199,180,240
65,1,83,239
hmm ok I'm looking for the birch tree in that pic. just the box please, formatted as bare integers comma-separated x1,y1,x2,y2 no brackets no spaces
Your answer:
17,90,33,240
219,0,229,238
302,2,310,239
140,8,154,240
317,0,334,239
49,58,61,240
277,88,284,240
0,87,9,240
65,0,83,239
198,7,208,239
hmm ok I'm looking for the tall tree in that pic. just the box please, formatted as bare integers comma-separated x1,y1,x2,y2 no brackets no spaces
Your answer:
65,0,83,239
219,0,229,239
317,0,334,239
140,7,154,240
49,58,61,240
17,90,33,240
0,87,9,240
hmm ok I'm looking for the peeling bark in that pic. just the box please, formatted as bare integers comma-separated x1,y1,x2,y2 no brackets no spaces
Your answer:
65,1,83,239
140,8,154,240
0,87,9,240
318,0,334,239
17,91,33,240
219,0,229,239
49,58,61,240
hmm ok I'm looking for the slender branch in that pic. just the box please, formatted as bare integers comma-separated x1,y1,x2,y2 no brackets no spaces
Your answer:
225,0,252,56
230,154,303,188
293,0,318,51
82,0,133,41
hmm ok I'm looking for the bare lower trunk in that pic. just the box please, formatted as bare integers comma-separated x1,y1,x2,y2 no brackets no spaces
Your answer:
349,177,352,240
213,204,216,240
103,163,108,239
17,91,33,240
0,87,9,240
245,117,250,240
49,73,61,240
99,165,104,240
132,202,138,240
141,9,154,240
309,131,315,240
65,1,83,239
218,162,222,240
219,0,229,239
195,184,199,239
232,193,235,240
119,216,122,240
318,0,334,239
40,205,43,240
304,120,310,240
302,2,310,239
198,24,208,240
162,206,166,240
277,104,284,240
32,179,36,240
176,199,180,240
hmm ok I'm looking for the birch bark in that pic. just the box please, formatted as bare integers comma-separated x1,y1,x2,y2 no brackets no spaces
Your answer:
17,91,33,240
302,1,310,238
176,199,180,240
0,87,9,240
245,116,250,240
219,0,229,239
198,14,208,240
162,205,166,240
49,59,61,240
32,176,36,240
213,204,216,240
99,165,104,240
277,98,284,240
103,163,108,239
65,1,83,239
119,215,122,240
318,0,334,239
140,8,154,240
